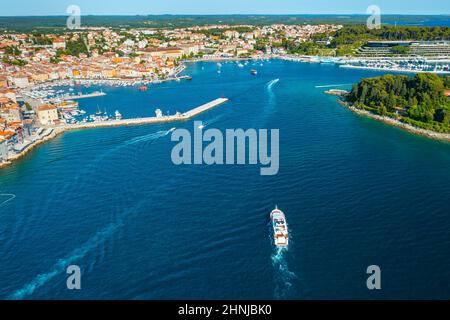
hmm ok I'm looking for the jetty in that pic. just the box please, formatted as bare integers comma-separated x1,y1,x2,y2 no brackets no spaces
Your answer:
183,98,228,118
66,98,229,130
50,91,106,103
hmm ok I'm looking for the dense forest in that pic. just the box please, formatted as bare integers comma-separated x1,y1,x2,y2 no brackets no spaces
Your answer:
0,15,449,33
274,25,450,56
347,74,450,133
332,25,450,46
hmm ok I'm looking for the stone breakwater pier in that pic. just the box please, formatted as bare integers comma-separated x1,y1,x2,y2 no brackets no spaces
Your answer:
52,91,107,102
66,98,229,130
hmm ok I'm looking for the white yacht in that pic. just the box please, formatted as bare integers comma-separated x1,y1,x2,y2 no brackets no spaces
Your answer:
270,206,289,248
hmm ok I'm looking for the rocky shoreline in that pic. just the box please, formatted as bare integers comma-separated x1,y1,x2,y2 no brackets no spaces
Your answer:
0,128,65,169
337,100,450,142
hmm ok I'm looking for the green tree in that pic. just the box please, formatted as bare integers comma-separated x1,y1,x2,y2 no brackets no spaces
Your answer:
348,73,450,131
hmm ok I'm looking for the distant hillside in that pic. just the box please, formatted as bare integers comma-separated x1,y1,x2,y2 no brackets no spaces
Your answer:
0,14,449,32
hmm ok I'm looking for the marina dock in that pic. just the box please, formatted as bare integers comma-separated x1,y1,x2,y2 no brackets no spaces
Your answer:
50,91,107,103
66,98,229,130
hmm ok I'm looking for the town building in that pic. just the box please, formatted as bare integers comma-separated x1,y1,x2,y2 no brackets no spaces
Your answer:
0,137,8,162
37,105,59,125
52,38,66,50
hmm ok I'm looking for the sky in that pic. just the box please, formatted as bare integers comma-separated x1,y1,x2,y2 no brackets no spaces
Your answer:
0,0,449,16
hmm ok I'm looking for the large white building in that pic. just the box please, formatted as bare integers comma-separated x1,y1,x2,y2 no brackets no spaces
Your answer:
37,105,59,125
10,75,29,88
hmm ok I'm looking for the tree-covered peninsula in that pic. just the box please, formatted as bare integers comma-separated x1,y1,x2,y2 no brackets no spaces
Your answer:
347,73,450,133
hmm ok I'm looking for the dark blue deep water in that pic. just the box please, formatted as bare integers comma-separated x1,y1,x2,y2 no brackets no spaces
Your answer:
1,60,450,299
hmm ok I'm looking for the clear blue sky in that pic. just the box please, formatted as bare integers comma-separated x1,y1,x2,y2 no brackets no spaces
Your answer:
1,0,449,16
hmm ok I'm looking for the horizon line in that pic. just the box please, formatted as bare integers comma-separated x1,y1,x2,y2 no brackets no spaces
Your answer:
0,13,449,18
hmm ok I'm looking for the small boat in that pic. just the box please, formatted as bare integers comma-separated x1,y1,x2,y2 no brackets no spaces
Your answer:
185,76,192,81
95,105,104,116
138,86,148,91
270,206,288,248
251,69,258,75
115,110,122,120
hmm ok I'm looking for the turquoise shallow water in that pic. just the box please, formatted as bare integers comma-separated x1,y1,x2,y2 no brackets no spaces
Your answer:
1,60,450,299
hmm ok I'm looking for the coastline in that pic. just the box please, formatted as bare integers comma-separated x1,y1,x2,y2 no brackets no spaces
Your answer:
3,58,450,170
23,64,187,92
337,100,450,142
340,64,450,75
0,127,65,169
0,98,229,169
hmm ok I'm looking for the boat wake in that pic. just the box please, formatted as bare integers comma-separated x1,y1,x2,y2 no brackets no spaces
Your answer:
271,247,297,299
125,128,176,146
255,78,280,127
6,127,177,300
267,78,280,91
56,127,175,192
0,194,16,208
8,220,124,300
199,115,225,129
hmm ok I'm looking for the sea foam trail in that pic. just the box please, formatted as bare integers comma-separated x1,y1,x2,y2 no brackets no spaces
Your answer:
7,128,176,300
8,220,123,300
125,128,175,146
272,248,297,299
267,78,280,90
255,78,280,126
0,194,16,208
200,115,226,129
57,127,175,197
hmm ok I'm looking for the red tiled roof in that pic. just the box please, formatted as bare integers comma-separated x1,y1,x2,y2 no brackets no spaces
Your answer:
37,105,57,111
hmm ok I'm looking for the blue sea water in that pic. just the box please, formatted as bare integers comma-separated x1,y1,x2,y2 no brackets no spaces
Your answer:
395,19,450,27
1,60,450,300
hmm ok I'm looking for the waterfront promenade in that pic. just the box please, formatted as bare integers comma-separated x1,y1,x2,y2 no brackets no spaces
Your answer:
340,64,450,74
51,91,107,102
